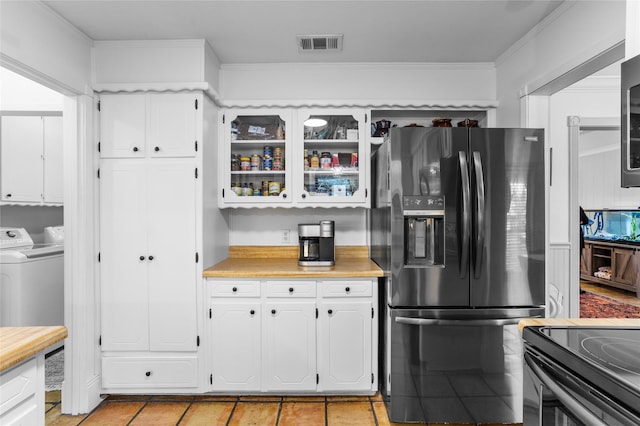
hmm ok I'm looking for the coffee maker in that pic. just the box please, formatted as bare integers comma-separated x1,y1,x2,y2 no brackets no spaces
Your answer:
298,220,335,266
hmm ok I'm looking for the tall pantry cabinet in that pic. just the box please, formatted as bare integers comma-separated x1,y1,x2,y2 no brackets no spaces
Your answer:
98,92,214,392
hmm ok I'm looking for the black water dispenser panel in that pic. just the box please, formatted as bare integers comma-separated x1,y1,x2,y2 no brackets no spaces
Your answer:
403,196,444,267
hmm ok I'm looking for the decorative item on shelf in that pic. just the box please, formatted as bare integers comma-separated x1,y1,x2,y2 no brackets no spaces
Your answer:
457,118,479,128
432,118,452,127
403,123,423,127
373,119,392,137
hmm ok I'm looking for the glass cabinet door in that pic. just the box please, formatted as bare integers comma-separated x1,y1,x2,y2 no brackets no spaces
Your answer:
297,109,367,205
223,110,292,205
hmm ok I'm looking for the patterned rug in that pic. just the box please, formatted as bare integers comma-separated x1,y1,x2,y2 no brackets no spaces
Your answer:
580,291,640,318
45,349,64,391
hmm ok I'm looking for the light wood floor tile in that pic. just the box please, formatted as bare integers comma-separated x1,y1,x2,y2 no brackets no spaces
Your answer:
227,402,279,426
45,390,61,403
129,402,190,425
194,395,238,402
238,395,283,402
179,401,235,425
279,402,325,426
44,404,86,426
81,401,144,425
326,395,371,402
283,395,326,402
327,401,375,426
150,395,196,402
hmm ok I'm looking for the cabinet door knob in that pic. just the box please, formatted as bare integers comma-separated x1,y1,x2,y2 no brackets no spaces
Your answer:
139,256,145,261
271,309,276,315
328,309,333,315
288,287,294,293
5,193,11,198
133,147,139,152
250,309,255,315
148,255,154,261
345,287,351,293
154,146,160,152
145,371,151,377
282,193,287,199
302,193,306,199
232,287,238,292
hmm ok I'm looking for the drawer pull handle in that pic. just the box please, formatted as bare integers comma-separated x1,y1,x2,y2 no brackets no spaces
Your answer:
133,147,139,152
250,309,255,315
289,287,294,293
232,287,238,292
271,309,276,315
145,371,151,377
154,146,160,152
328,309,333,315
139,256,145,261
148,255,154,261
345,287,351,293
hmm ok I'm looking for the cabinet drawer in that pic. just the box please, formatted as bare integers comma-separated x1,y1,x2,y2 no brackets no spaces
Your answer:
211,280,261,297
0,358,37,416
266,281,316,298
322,280,372,297
102,356,198,389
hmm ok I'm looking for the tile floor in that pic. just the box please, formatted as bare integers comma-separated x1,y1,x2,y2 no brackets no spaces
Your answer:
45,391,430,426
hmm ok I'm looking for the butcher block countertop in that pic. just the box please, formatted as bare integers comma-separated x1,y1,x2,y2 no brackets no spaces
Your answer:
203,246,384,279
518,318,640,332
0,326,67,371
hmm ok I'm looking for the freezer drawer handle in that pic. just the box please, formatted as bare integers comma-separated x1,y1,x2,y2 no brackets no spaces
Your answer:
395,317,521,326
523,353,608,426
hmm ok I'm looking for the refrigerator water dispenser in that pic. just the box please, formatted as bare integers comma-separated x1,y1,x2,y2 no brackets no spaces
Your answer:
403,196,444,267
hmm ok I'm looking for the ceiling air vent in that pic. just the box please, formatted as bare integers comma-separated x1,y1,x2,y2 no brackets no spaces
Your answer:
297,34,343,52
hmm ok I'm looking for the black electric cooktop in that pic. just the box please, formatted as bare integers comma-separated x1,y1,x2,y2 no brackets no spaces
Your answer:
524,326,640,413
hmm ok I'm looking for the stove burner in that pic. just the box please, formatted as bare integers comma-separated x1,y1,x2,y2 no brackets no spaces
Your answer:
581,336,640,376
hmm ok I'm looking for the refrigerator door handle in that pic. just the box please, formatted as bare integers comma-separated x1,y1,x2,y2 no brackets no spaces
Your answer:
472,151,485,279
458,151,471,278
395,317,522,326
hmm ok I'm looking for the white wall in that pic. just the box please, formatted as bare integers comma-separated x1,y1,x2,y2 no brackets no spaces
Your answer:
495,1,625,127
229,208,367,246
0,67,64,110
0,1,92,95
220,62,495,105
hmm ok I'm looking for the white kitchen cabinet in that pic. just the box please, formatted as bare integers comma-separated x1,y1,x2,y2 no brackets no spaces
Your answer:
0,115,63,204
100,160,197,352
99,93,198,159
264,300,317,391
206,277,377,394
219,109,293,206
219,108,369,208
297,109,368,207
209,280,261,391
318,281,373,392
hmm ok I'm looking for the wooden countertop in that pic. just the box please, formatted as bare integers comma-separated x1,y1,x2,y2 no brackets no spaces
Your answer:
0,326,67,372
518,318,640,332
203,245,384,279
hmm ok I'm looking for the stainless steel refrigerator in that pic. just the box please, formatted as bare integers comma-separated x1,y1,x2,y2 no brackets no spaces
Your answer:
370,127,545,424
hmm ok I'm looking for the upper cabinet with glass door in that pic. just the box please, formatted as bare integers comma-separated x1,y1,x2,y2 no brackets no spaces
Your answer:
220,110,293,207
297,109,368,207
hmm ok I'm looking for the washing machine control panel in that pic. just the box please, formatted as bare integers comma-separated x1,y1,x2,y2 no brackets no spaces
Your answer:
0,228,34,248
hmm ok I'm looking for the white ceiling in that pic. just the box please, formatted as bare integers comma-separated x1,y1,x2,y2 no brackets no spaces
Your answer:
43,0,566,64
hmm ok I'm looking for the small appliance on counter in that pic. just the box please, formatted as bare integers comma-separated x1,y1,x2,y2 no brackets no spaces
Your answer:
298,220,335,266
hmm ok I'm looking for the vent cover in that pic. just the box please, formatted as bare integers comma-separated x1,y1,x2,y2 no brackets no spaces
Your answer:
297,34,343,52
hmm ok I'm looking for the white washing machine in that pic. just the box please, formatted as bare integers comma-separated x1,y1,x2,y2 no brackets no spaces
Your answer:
0,227,64,327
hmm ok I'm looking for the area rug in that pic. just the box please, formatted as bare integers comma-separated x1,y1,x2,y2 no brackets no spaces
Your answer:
580,291,640,318
45,349,64,391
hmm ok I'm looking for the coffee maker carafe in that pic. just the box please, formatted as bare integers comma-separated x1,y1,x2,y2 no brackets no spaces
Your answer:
298,220,335,266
